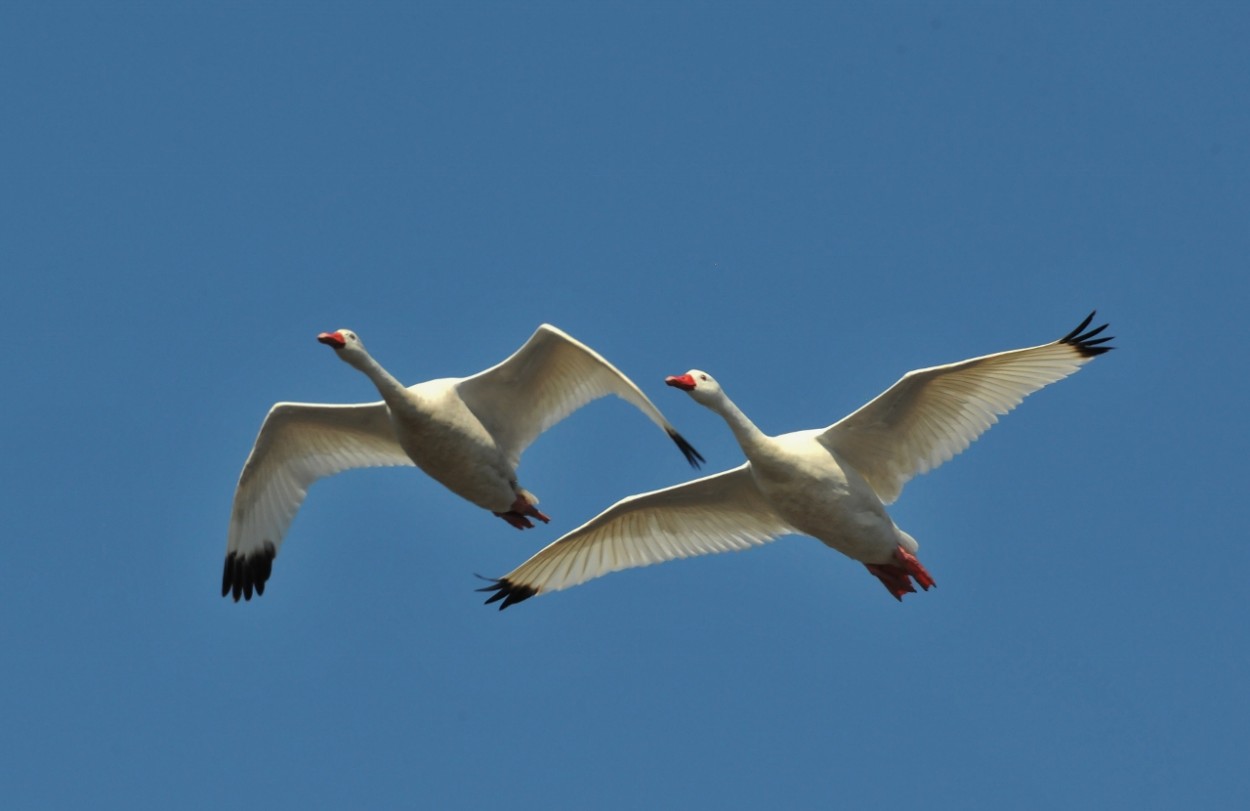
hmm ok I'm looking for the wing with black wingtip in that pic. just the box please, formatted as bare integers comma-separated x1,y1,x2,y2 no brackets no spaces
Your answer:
456,324,704,470
223,401,414,601
819,311,1114,504
479,465,792,609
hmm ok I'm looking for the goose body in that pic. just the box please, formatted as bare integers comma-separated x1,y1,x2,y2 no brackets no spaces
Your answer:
481,313,1113,607
745,429,916,564
382,377,516,511
222,324,704,601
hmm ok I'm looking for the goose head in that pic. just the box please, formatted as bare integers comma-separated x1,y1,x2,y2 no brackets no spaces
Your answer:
317,329,370,365
665,369,724,406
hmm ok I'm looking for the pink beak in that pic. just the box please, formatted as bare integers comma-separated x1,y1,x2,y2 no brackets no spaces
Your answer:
317,331,346,349
665,374,696,391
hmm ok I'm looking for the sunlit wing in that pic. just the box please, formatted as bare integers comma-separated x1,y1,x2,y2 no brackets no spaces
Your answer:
223,401,413,600
455,324,703,468
479,464,792,608
818,312,1113,504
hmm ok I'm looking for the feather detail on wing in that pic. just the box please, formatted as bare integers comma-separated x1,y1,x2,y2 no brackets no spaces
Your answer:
455,324,703,469
223,401,412,600
479,465,791,608
818,312,1113,504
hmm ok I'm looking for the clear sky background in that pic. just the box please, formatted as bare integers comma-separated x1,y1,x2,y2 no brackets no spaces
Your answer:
3,2,1247,808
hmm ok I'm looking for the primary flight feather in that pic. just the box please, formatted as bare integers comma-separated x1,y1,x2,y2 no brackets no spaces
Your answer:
223,324,704,601
481,312,1112,607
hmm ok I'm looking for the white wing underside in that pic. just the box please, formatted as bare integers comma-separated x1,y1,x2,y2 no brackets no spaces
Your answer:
819,334,1102,504
499,465,794,595
226,401,413,559
455,324,679,467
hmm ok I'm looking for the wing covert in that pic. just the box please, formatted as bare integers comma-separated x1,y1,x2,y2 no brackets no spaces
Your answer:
455,324,703,468
818,312,1113,504
479,465,792,608
223,401,413,600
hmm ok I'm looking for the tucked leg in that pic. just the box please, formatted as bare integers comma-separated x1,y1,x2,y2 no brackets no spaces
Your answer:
864,545,936,601
493,492,551,530
865,562,916,601
893,545,936,590
494,511,535,530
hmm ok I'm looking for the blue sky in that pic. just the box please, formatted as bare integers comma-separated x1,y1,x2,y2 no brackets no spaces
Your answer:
3,2,1247,808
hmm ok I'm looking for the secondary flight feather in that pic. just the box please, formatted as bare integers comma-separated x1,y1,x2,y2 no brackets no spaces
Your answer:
481,312,1113,607
223,324,704,601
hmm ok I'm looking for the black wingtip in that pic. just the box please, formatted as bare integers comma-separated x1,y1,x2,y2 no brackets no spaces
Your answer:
668,429,706,469
475,574,538,610
221,541,277,602
1059,310,1115,357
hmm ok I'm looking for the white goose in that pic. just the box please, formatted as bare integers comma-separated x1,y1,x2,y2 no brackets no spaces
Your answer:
223,324,704,601
480,313,1113,607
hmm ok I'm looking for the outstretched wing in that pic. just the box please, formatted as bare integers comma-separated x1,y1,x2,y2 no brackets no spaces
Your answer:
455,324,704,469
223,401,413,601
819,312,1113,504
479,465,792,608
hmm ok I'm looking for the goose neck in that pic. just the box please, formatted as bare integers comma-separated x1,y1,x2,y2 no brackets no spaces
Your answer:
348,352,411,405
711,394,769,455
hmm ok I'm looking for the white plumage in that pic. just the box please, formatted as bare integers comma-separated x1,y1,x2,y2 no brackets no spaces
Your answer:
481,313,1113,607
223,324,703,601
